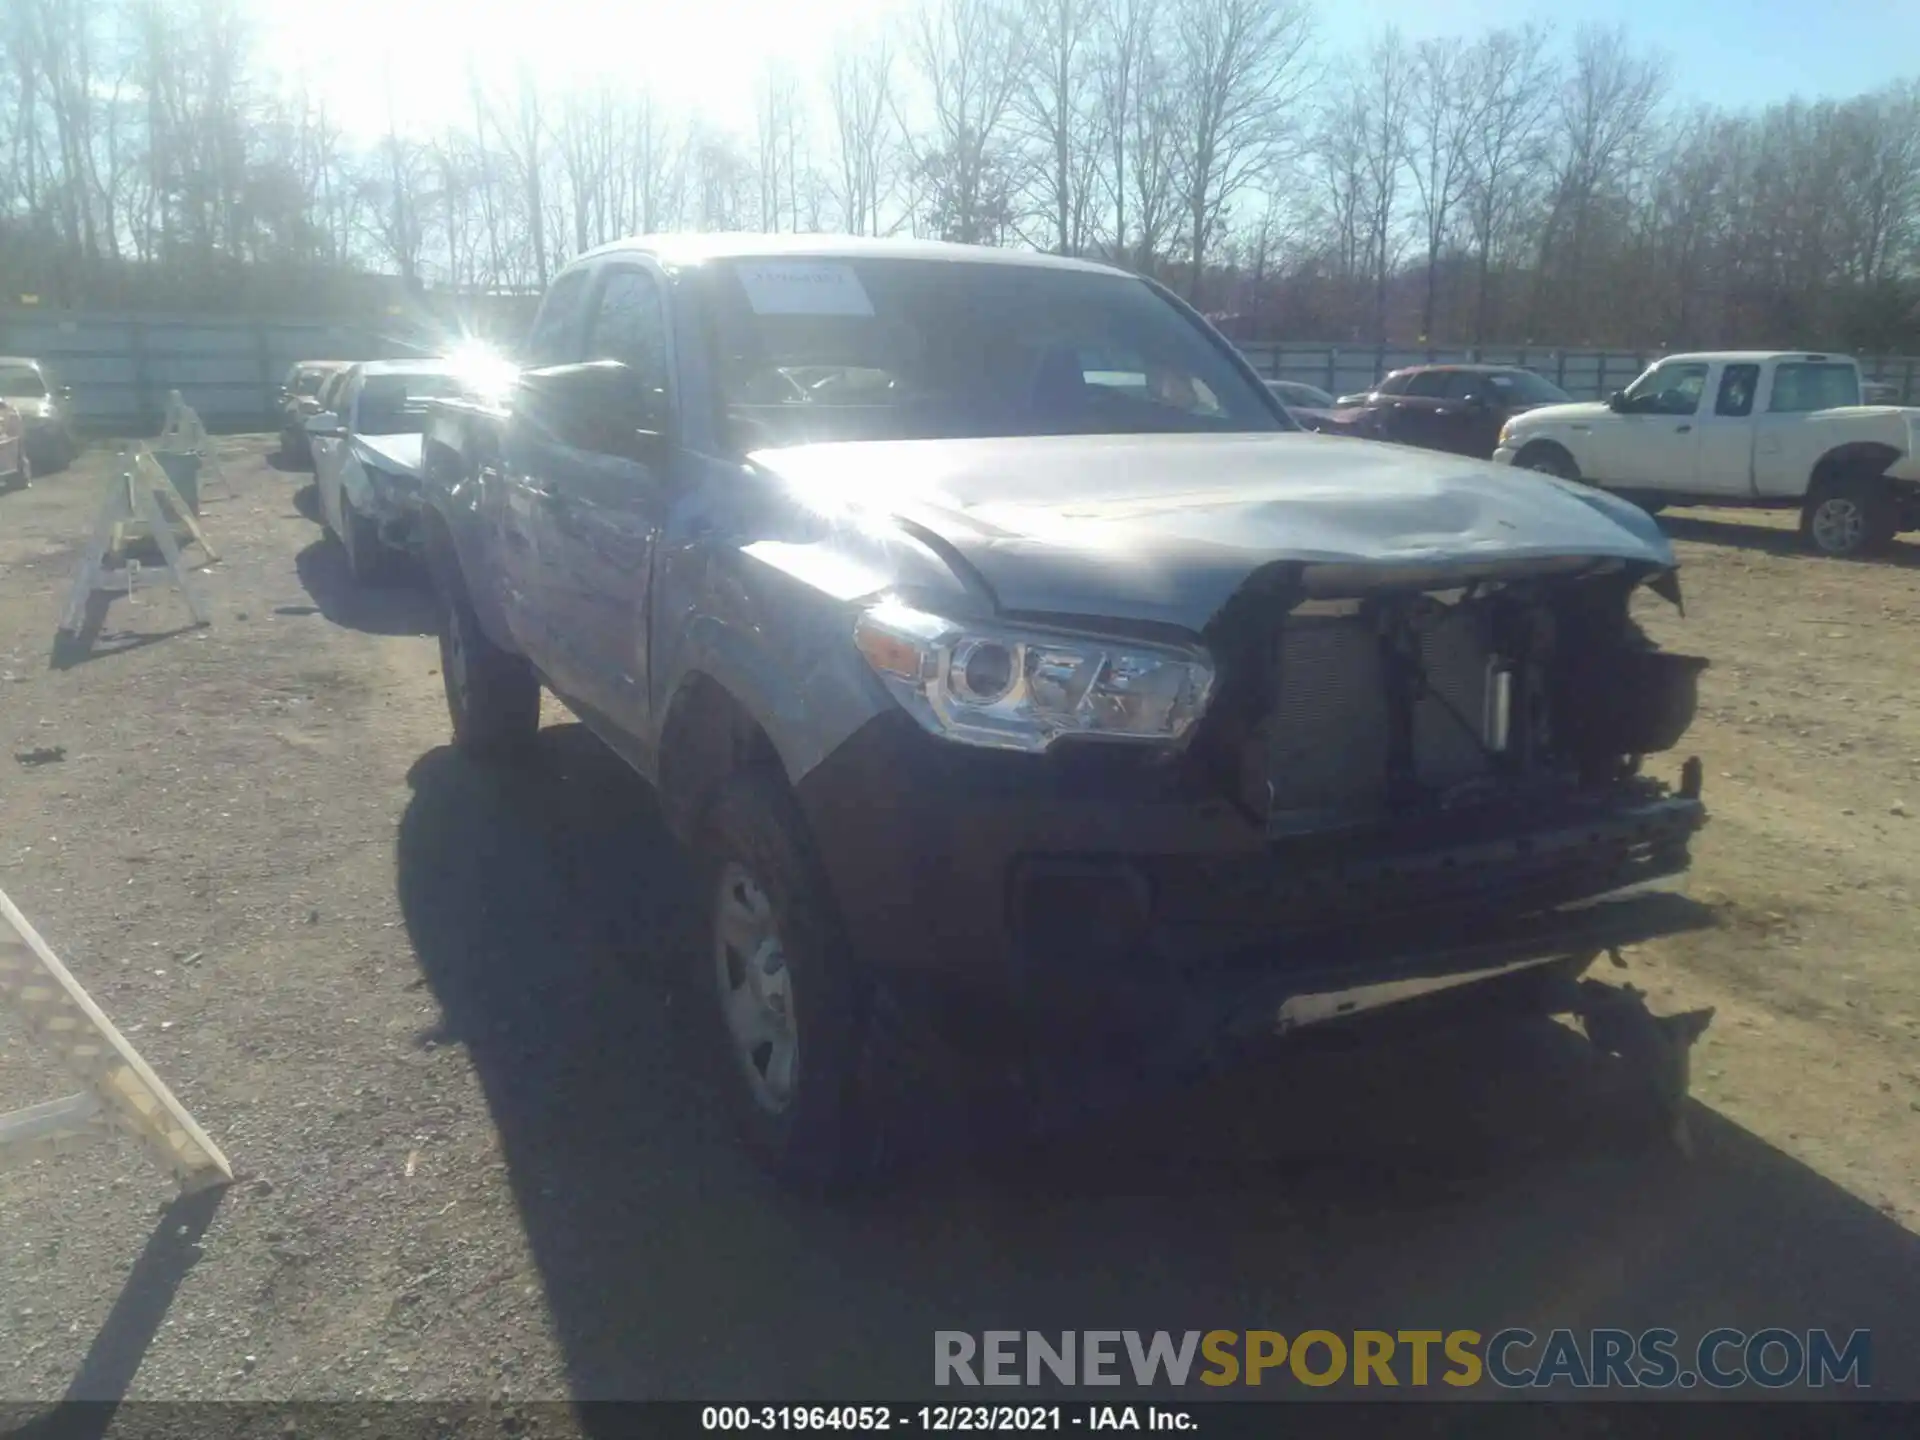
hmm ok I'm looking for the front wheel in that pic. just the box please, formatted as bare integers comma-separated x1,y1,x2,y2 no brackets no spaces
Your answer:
1801,479,1896,558
1515,443,1580,481
438,584,540,760
702,769,875,1192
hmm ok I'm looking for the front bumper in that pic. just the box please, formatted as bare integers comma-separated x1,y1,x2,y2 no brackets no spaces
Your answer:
1492,445,1519,465
795,711,1710,1063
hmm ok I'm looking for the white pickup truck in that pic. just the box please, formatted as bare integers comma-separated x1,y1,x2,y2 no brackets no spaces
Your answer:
1493,352,1920,557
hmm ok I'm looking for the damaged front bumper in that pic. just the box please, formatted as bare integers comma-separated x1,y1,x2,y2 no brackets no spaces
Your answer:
796,710,1712,1073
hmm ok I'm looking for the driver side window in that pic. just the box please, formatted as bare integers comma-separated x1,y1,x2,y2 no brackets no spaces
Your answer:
1625,362,1708,417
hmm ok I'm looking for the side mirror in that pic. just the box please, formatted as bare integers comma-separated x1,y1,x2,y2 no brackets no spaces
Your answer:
305,413,342,438
1607,390,1627,412
518,360,669,460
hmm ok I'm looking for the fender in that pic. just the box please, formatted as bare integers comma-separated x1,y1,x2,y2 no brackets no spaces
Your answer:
661,607,890,788
420,421,518,655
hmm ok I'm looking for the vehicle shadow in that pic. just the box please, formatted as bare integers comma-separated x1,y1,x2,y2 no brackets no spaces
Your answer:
395,728,1920,1405
290,481,323,525
293,538,435,638
1662,512,1920,567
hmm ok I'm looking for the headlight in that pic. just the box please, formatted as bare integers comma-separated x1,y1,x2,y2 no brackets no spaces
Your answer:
852,599,1214,753
1498,420,1515,445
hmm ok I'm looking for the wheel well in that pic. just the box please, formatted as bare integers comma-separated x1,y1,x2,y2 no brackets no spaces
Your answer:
1810,442,1902,493
417,505,463,600
656,673,783,845
1515,438,1575,467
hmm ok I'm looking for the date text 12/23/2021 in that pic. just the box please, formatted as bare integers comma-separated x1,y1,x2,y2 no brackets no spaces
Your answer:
701,1408,1188,1432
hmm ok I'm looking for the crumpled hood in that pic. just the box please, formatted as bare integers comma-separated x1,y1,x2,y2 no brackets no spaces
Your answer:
350,433,424,478
751,432,1675,630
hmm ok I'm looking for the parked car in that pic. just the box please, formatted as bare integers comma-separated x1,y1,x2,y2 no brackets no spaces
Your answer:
0,356,77,471
1263,379,1340,431
1327,364,1575,457
0,400,28,490
418,235,1711,1189
1494,351,1920,558
278,360,351,464
307,359,473,582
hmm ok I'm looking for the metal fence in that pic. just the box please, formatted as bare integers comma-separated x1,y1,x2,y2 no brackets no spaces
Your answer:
1236,342,1920,406
0,309,438,434
4,305,1918,434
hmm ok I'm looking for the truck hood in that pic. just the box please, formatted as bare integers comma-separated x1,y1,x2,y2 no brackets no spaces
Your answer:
750,432,1675,630
1508,401,1612,427
349,433,424,478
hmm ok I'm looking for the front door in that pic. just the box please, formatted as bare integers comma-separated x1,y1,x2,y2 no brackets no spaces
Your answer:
494,266,597,661
531,261,678,731
1607,359,1709,487
1433,372,1505,457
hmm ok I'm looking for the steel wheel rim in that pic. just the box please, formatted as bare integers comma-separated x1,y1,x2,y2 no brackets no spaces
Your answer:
714,861,798,1115
1813,497,1864,553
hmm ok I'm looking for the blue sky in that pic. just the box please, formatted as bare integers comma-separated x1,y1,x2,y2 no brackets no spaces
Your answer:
1321,0,1919,112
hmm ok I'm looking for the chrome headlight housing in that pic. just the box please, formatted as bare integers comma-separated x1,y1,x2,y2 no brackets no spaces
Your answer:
852,599,1215,753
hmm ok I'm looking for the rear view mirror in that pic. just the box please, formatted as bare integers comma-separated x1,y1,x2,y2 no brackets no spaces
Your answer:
1607,390,1626,412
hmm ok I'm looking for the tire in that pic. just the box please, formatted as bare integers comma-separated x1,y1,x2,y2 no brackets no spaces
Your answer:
1801,477,1896,559
339,490,393,585
5,454,27,491
438,582,540,760
701,768,875,1192
1516,442,1580,481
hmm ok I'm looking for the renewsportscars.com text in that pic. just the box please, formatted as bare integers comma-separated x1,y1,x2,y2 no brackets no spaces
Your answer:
934,1329,1872,1391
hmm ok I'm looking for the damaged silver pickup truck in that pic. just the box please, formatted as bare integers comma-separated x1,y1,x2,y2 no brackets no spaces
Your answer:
419,236,1714,1189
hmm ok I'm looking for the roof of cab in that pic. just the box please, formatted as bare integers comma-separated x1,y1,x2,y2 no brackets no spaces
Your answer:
353,358,462,377
573,232,1132,279
1659,351,1855,364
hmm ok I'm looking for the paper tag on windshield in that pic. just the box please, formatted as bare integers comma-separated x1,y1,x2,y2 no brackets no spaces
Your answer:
734,261,874,317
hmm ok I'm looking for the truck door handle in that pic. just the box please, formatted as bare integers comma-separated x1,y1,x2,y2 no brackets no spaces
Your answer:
1675,424,1692,433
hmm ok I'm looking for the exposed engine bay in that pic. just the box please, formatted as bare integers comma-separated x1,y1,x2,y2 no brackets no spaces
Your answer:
1195,569,1708,838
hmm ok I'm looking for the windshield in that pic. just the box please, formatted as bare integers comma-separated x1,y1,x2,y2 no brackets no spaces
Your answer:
353,371,468,435
700,257,1289,451
1269,381,1334,408
0,368,48,399
1489,371,1570,406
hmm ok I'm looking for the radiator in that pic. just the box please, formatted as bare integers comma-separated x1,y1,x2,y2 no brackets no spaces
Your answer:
1258,601,1504,827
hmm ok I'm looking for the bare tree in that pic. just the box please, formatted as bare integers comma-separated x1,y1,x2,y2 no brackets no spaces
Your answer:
902,0,1030,244
1091,0,1152,265
1533,24,1666,338
1168,0,1314,302
828,28,896,236
1015,0,1102,254
1407,35,1473,341
1460,24,1556,344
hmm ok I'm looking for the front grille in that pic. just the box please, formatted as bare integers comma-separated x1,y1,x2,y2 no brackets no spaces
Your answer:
1256,599,1505,829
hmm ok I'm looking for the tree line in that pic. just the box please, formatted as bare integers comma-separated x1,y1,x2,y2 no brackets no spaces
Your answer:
4,0,1919,354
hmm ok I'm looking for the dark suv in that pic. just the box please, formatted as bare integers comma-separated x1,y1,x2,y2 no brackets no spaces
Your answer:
1339,364,1572,458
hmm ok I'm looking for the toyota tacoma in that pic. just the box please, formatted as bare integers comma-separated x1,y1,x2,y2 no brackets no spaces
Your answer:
419,236,1714,1188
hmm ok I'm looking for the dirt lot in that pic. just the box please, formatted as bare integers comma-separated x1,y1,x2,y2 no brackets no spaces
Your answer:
0,439,1916,1415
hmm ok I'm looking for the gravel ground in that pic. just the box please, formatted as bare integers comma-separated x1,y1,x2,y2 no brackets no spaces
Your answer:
0,439,1915,1419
